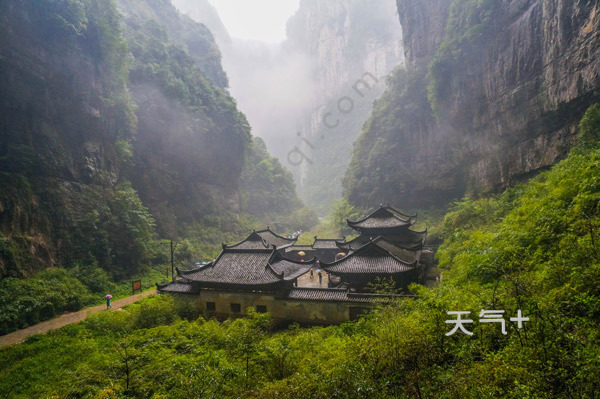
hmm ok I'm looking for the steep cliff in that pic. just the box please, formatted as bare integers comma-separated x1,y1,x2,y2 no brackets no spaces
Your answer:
170,0,231,49
344,0,600,208
0,0,150,277
119,0,314,238
0,0,312,279
287,0,405,215
116,0,249,239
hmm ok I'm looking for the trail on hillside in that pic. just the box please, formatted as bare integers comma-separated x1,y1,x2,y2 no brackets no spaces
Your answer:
0,289,157,347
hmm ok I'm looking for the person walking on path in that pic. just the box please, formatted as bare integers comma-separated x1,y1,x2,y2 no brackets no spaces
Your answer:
318,271,323,284
105,294,112,309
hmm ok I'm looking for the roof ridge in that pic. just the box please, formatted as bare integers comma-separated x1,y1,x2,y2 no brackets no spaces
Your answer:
256,227,296,242
224,231,270,249
322,240,417,268
347,205,417,226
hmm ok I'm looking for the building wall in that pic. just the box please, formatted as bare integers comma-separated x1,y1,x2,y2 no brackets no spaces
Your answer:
179,290,371,325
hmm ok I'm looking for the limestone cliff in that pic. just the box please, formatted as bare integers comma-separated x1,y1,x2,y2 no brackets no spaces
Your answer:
0,0,310,278
344,0,600,208
286,0,405,214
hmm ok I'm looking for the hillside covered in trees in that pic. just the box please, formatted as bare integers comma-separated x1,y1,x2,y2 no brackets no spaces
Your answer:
0,0,314,333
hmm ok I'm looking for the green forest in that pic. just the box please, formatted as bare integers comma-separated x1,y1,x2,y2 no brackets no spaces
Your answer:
2,0,600,397
2,105,600,398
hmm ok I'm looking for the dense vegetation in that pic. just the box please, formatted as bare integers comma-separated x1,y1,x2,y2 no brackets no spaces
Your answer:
0,0,314,333
2,105,599,398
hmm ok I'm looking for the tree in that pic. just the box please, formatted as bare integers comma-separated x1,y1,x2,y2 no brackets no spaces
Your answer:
326,199,362,237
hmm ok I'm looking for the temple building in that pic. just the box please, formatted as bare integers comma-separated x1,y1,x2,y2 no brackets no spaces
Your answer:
284,237,345,263
225,228,297,252
158,204,430,325
324,237,423,290
325,205,427,289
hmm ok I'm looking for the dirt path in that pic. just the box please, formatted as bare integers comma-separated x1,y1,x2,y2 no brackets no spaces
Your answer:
0,289,158,348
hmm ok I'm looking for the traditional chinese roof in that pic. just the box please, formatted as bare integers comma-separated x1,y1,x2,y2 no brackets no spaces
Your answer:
347,205,417,234
156,281,198,294
175,247,313,290
285,288,374,303
256,228,297,249
269,252,317,280
336,229,426,252
224,231,271,250
225,228,297,250
312,237,345,249
284,244,313,253
370,237,422,264
336,235,370,251
322,239,417,277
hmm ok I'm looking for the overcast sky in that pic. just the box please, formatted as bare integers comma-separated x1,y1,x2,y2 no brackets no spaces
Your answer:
208,0,300,43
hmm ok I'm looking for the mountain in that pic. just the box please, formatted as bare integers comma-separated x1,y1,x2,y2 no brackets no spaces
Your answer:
173,0,405,216
0,0,147,278
170,0,231,49
0,0,313,279
286,0,405,215
344,0,600,208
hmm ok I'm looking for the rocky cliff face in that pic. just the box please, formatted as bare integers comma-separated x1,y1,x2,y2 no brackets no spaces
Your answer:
0,1,137,276
344,0,600,208
0,0,310,278
170,0,231,49
286,0,405,214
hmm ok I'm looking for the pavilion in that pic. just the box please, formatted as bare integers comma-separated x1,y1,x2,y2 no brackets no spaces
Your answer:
158,204,429,324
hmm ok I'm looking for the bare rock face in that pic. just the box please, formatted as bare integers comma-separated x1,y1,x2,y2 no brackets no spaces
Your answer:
440,0,600,191
402,0,599,200
345,0,600,209
286,0,405,213
396,0,450,69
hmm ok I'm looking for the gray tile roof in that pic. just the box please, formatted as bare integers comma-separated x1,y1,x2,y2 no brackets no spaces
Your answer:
312,238,344,249
270,255,314,280
226,229,297,250
371,237,422,264
285,288,374,303
176,248,313,288
347,206,416,230
322,241,417,275
179,249,279,286
337,229,426,252
225,232,271,250
256,228,297,248
285,245,313,253
157,282,198,294
336,235,370,251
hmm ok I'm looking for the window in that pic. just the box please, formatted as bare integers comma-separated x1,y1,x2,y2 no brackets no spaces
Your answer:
256,305,267,313
230,303,241,313
206,302,216,311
